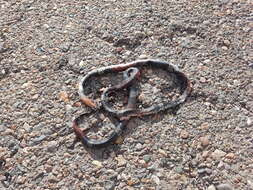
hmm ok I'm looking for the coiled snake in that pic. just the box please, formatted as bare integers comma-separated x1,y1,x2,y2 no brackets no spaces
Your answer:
73,59,192,148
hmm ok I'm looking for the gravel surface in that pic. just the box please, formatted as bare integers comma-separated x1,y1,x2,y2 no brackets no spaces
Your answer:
0,0,252,189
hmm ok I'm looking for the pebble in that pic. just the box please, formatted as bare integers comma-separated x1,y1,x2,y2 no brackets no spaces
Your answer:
207,185,216,190
202,151,210,159
59,91,69,103
203,59,211,64
44,164,53,173
200,77,207,83
151,175,160,185
225,153,235,160
200,122,209,130
175,166,183,174
147,162,159,171
1,69,7,76
199,136,210,147
247,117,252,126
221,46,228,50
16,176,26,184
223,40,230,46
158,149,167,157
92,160,103,168
0,42,8,53
47,141,58,153
115,155,127,166
65,104,73,112
249,63,253,68
32,135,47,145
143,155,151,163
138,54,148,59
79,60,85,67
211,149,226,160
180,129,189,139
104,180,115,190
47,173,59,183
127,178,139,186
115,47,123,53
59,42,71,52
135,143,143,150
180,37,191,48
247,180,253,189
216,183,233,190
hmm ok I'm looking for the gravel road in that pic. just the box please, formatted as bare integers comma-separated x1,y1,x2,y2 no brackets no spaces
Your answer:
0,0,252,189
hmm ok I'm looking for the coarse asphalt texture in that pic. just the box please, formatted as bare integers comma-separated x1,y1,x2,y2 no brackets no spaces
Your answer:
0,0,252,190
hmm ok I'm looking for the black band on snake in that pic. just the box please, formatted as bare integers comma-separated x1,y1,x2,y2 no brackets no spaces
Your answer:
73,59,192,148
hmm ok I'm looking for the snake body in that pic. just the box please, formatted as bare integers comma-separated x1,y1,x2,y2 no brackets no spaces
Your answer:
73,59,192,148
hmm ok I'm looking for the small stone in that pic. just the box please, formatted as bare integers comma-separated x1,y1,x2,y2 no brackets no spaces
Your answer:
115,47,124,53
198,168,206,174
249,63,253,68
200,77,207,83
143,155,151,163
65,104,73,112
180,37,191,48
47,141,58,153
3,128,14,136
92,160,103,168
127,178,139,186
151,175,160,185
22,82,32,88
200,136,210,147
124,50,131,56
200,123,209,130
59,42,71,52
202,151,210,159
0,42,8,53
203,59,211,64
135,143,142,150
207,185,216,190
175,166,183,174
115,136,124,144
223,40,230,46
158,149,167,157
79,60,85,67
1,69,6,75
32,135,47,145
47,174,59,183
221,46,228,50
44,164,53,173
147,162,159,171
225,153,235,160
16,176,26,184
190,171,197,177
104,180,115,190
247,117,252,126
211,149,226,160
139,54,148,59
115,155,127,166
247,180,253,188
180,130,189,139
32,94,39,100
59,91,69,103
217,161,225,169
216,183,233,190
138,159,146,166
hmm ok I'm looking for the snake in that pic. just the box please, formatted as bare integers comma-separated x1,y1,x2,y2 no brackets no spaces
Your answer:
73,59,192,148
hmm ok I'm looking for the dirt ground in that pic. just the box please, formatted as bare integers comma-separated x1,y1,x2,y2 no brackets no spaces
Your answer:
0,0,252,189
